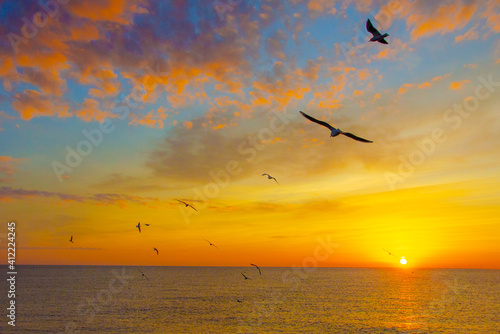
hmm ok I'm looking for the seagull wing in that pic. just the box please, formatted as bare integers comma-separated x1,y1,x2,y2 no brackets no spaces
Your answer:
300,111,335,131
378,38,389,44
366,19,381,36
188,204,198,212
273,178,279,185
250,263,262,275
176,199,188,205
341,132,373,143
262,173,269,177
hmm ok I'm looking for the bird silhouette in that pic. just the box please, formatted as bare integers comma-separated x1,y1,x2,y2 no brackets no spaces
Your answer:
153,248,159,255
250,263,262,275
366,19,389,44
300,111,373,143
136,222,141,233
138,269,149,280
69,236,73,243
241,272,251,280
204,239,218,249
262,173,279,184
383,248,399,259
176,199,198,211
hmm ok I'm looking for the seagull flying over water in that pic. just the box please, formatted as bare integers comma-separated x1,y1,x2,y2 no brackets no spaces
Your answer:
145,224,150,226
176,199,198,212
299,111,373,143
69,236,73,243
136,222,141,233
262,173,279,184
250,263,262,275
366,19,389,44
204,239,218,249
241,272,251,280
138,269,149,280
153,248,159,255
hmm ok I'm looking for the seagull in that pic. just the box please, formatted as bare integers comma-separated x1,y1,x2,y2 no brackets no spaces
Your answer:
145,224,150,226
366,19,389,44
237,299,243,303
241,272,251,280
204,239,218,249
153,248,159,255
138,269,149,280
299,111,373,143
136,222,141,233
69,236,73,243
250,263,262,275
383,248,399,259
176,199,198,212
262,173,279,184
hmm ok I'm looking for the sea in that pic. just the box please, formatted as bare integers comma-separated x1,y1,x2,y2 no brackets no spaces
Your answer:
2,266,499,333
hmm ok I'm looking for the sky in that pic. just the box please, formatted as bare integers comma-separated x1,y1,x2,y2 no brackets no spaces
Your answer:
0,0,499,269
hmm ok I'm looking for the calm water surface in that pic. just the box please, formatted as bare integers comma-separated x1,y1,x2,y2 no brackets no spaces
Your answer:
2,266,499,333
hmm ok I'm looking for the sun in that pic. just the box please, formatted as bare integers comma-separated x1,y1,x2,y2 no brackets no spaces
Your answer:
400,257,407,265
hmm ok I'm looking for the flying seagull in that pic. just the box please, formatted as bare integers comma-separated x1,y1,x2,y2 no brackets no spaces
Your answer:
262,173,279,184
299,111,373,143
204,239,218,249
69,236,73,243
241,272,251,280
145,224,150,226
176,199,198,212
153,248,159,255
136,222,141,233
383,248,399,259
138,269,149,280
237,299,243,303
250,263,262,275
366,19,389,44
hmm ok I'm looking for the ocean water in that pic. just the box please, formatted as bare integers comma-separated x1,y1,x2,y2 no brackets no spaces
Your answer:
2,266,499,333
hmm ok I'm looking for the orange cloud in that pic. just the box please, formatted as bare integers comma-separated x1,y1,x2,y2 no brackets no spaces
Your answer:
128,107,171,129
450,80,471,90
463,63,478,69
432,73,452,82
408,2,477,40
183,121,193,129
357,68,371,80
307,0,337,18
397,83,414,95
74,99,117,122
11,90,71,120
418,82,432,89
455,25,479,43
67,0,143,25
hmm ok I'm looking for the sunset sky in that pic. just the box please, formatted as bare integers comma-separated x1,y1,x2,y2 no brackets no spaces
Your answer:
1,0,499,269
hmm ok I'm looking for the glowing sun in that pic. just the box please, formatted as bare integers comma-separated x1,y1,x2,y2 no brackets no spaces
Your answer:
400,257,407,265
